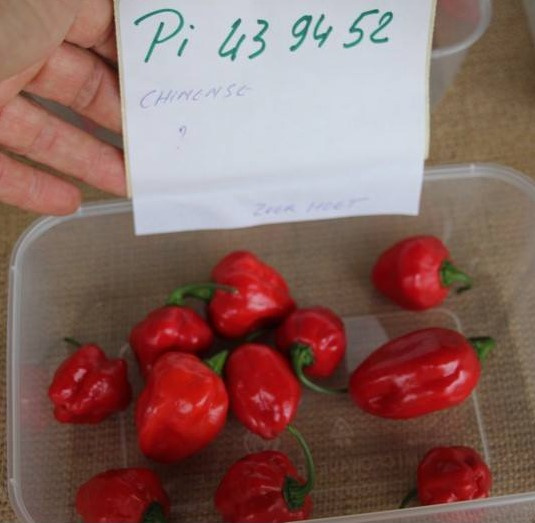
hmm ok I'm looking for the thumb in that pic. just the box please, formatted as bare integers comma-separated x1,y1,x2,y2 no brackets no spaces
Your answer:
0,0,83,81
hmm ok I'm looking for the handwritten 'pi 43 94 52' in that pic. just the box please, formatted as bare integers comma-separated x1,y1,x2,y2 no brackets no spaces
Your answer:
134,9,394,63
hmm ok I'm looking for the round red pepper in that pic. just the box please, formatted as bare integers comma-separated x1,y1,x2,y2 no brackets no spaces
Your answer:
372,236,472,310
215,425,314,523
209,251,296,338
275,307,347,394
136,350,228,463
130,283,233,378
226,343,301,439
48,339,131,424
349,328,495,419
401,446,492,508
418,446,492,505
75,468,170,523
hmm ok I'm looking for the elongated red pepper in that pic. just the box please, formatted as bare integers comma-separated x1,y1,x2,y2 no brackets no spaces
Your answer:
209,251,296,338
275,307,347,394
226,343,301,439
349,328,495,419
130,283,232,378
215,425,314,523
401,446,492,507
76,468,170,523
48,339,131,424
372,236,472,310
136,350,228,463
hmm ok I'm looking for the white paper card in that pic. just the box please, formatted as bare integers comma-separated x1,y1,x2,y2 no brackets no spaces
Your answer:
116,0,435,235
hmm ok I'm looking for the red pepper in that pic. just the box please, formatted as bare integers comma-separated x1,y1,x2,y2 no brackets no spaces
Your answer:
48,338,131,424
75,468,170,523
209,251,296,338
226,343,301,439
215,425,314,523
136,350,228,463
372,236,472,310
349,328,495,419
401,446,492,507
275,307,347,394
130,283,232,378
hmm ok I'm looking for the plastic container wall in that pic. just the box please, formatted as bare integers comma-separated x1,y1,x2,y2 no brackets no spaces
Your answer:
7,164,535,523
431,0,492,105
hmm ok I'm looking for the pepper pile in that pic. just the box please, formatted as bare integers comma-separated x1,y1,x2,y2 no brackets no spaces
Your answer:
46,238,495,523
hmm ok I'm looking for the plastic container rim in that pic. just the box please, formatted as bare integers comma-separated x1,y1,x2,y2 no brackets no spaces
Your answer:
7,161,535,523
431,0,492,59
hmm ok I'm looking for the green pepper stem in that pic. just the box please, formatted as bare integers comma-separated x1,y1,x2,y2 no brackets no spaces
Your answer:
283,424,316,510
166,283,236,306
440,260,472,293
63,337,82,348
290,344,347,395
399,488,418,509
141,502,167,523
204,350,229,376
469,337,496,363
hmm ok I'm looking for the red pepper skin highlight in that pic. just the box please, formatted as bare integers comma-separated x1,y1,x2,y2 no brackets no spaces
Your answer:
349,328,495,419
372,236,472,310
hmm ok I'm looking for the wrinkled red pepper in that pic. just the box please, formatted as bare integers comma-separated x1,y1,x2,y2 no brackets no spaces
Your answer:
226,343,301,439
130,283,233,378
215,425,314,523
48,339,131,424
349,328,495,419
136,350,228,463
372,236,472,310
275,307,347,394
401,446,492,507
76,467,170,523
209,251,296,338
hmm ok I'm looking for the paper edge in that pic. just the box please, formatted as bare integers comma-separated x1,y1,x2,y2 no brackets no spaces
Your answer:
113,0,133,198
425,0,438,159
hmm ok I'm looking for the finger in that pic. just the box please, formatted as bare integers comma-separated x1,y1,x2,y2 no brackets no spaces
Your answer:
66,0,117,62
0,96,126,196
0,151,80,215
0,0,81,81
24,43,121,134
0,61,44,108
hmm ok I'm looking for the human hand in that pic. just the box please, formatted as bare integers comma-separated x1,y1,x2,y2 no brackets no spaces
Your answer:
0,0,125,215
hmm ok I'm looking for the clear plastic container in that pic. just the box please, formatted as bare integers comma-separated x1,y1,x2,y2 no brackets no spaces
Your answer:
431,0,492,105
7,163,535,522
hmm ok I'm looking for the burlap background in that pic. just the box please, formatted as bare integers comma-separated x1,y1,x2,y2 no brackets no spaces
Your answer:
1,0,534,521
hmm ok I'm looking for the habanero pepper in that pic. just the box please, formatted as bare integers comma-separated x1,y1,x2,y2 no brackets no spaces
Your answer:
400,446,492,507
372,236,472,310
48,338,131,424
136,350,228,463
76,468,170,523
349,328,495,419
275,307,347,394
215,425,315,523
129,283,233,378
209,251,296,338
226,343,301,439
